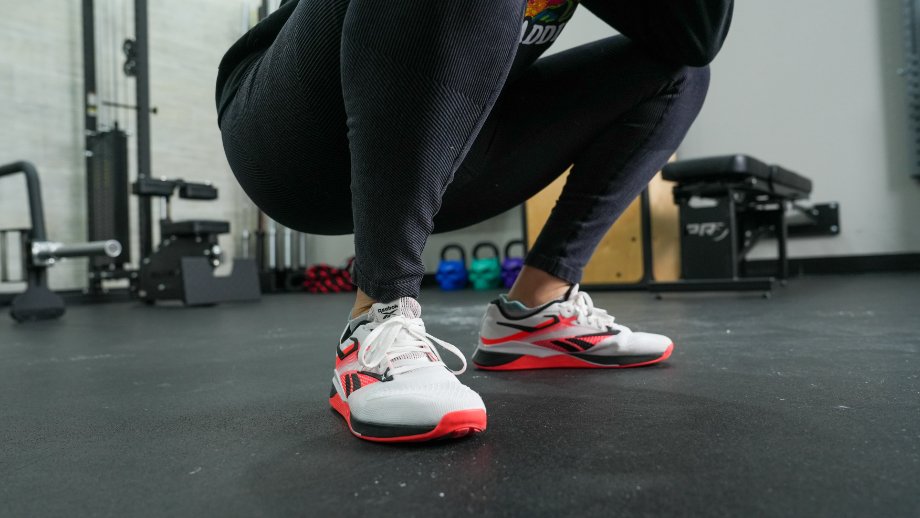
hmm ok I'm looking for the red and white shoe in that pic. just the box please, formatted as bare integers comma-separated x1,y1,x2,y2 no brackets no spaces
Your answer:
472,284,674,370
330,297,487,442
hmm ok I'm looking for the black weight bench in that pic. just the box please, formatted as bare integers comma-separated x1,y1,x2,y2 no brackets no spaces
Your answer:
160,219,230,237
655,154,837,294
664,155,812,200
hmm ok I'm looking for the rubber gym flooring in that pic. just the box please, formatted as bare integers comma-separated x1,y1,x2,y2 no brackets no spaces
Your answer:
1,273,918,516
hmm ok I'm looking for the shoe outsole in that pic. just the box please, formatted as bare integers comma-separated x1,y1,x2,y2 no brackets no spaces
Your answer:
472,343,674,371
329,391,487,443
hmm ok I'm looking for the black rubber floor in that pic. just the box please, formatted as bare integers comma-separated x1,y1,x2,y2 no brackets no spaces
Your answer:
2,274,918,516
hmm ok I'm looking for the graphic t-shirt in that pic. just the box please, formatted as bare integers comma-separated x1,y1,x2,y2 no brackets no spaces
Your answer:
507,0,580,82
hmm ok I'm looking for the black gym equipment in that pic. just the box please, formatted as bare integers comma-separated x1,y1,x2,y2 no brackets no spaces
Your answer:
82,0,145,293
132,178,260,305
0,161,122,322
85,127,133,292
77,0,260,307
237,215,311,294
656,154,839,294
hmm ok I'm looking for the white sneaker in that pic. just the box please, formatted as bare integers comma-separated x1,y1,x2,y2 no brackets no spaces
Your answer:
329,297,487,442
472,284,673,370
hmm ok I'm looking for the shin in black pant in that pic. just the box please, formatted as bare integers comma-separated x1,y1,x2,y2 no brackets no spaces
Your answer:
219,0,713,301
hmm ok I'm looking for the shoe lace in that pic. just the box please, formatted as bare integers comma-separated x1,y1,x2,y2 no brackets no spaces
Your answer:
359,316,467,376
561,291,618,329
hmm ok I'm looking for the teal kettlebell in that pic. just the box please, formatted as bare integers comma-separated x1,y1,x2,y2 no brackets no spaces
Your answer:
469,242,502,290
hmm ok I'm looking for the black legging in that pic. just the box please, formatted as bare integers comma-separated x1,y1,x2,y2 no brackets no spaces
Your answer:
219,0,710,301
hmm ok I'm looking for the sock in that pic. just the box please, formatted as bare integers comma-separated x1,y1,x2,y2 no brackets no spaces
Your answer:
496,294,537,318
499,294,531,310
499,283,575,316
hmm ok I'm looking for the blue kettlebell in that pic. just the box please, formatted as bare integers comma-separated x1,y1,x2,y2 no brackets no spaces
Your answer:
469,242,502,291
501,240,525,288
435,243,468,291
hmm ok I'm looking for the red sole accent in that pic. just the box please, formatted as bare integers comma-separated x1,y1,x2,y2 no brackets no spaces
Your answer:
475,343,674,371
329,392,487,443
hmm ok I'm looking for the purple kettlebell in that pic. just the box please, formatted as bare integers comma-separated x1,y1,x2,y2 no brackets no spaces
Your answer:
501,240,525,288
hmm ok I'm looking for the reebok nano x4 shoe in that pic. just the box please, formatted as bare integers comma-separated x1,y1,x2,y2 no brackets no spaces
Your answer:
330,297,487,442
472,284,673,370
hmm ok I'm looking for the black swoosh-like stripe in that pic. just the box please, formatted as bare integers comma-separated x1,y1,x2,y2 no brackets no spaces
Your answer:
337,338,359,360
350,373,361,394
566,337,596,351
496,315,559,333
551,340,579,352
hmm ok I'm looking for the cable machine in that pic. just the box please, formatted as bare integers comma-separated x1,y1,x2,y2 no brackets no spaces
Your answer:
82,0,260,306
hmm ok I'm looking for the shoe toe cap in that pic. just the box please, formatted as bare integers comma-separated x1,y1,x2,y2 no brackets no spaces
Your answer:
349,379,485,427
627,331,673,356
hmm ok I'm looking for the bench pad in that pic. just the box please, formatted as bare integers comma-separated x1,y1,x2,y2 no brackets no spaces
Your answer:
161,220,230,236
662,155,812,196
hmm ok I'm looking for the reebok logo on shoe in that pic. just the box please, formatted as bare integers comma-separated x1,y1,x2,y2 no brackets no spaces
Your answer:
379,304,399,319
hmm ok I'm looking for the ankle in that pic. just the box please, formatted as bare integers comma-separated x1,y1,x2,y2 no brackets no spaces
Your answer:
505,287,568,309
350,304,374,319
351,288,377,319
506,266,570,308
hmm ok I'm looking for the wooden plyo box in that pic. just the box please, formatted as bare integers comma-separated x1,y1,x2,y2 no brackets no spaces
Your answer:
523,167,680,285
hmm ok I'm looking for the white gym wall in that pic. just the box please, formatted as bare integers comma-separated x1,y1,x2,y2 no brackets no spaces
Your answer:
678,0,919,259
1,2,88,292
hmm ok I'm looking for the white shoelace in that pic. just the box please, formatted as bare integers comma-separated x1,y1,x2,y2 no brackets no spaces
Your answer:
359,316,467,376
559,291,619,329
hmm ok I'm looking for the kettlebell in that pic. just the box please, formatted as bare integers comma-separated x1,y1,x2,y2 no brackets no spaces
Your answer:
435,243,468,291
501,240,525,288
469,242,502,291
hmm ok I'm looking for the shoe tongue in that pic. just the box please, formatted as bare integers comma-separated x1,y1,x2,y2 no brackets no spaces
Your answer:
370,297,422,323
366,298,436,369
391,350,433,367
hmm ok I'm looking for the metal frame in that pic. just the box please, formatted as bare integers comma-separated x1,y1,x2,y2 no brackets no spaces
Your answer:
659,181,792,294
81,0,97,156
134,0,154,258
82,0,135,293
0,162,63,321
0,162,50,251
1,161,124,321
82,0,101,293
